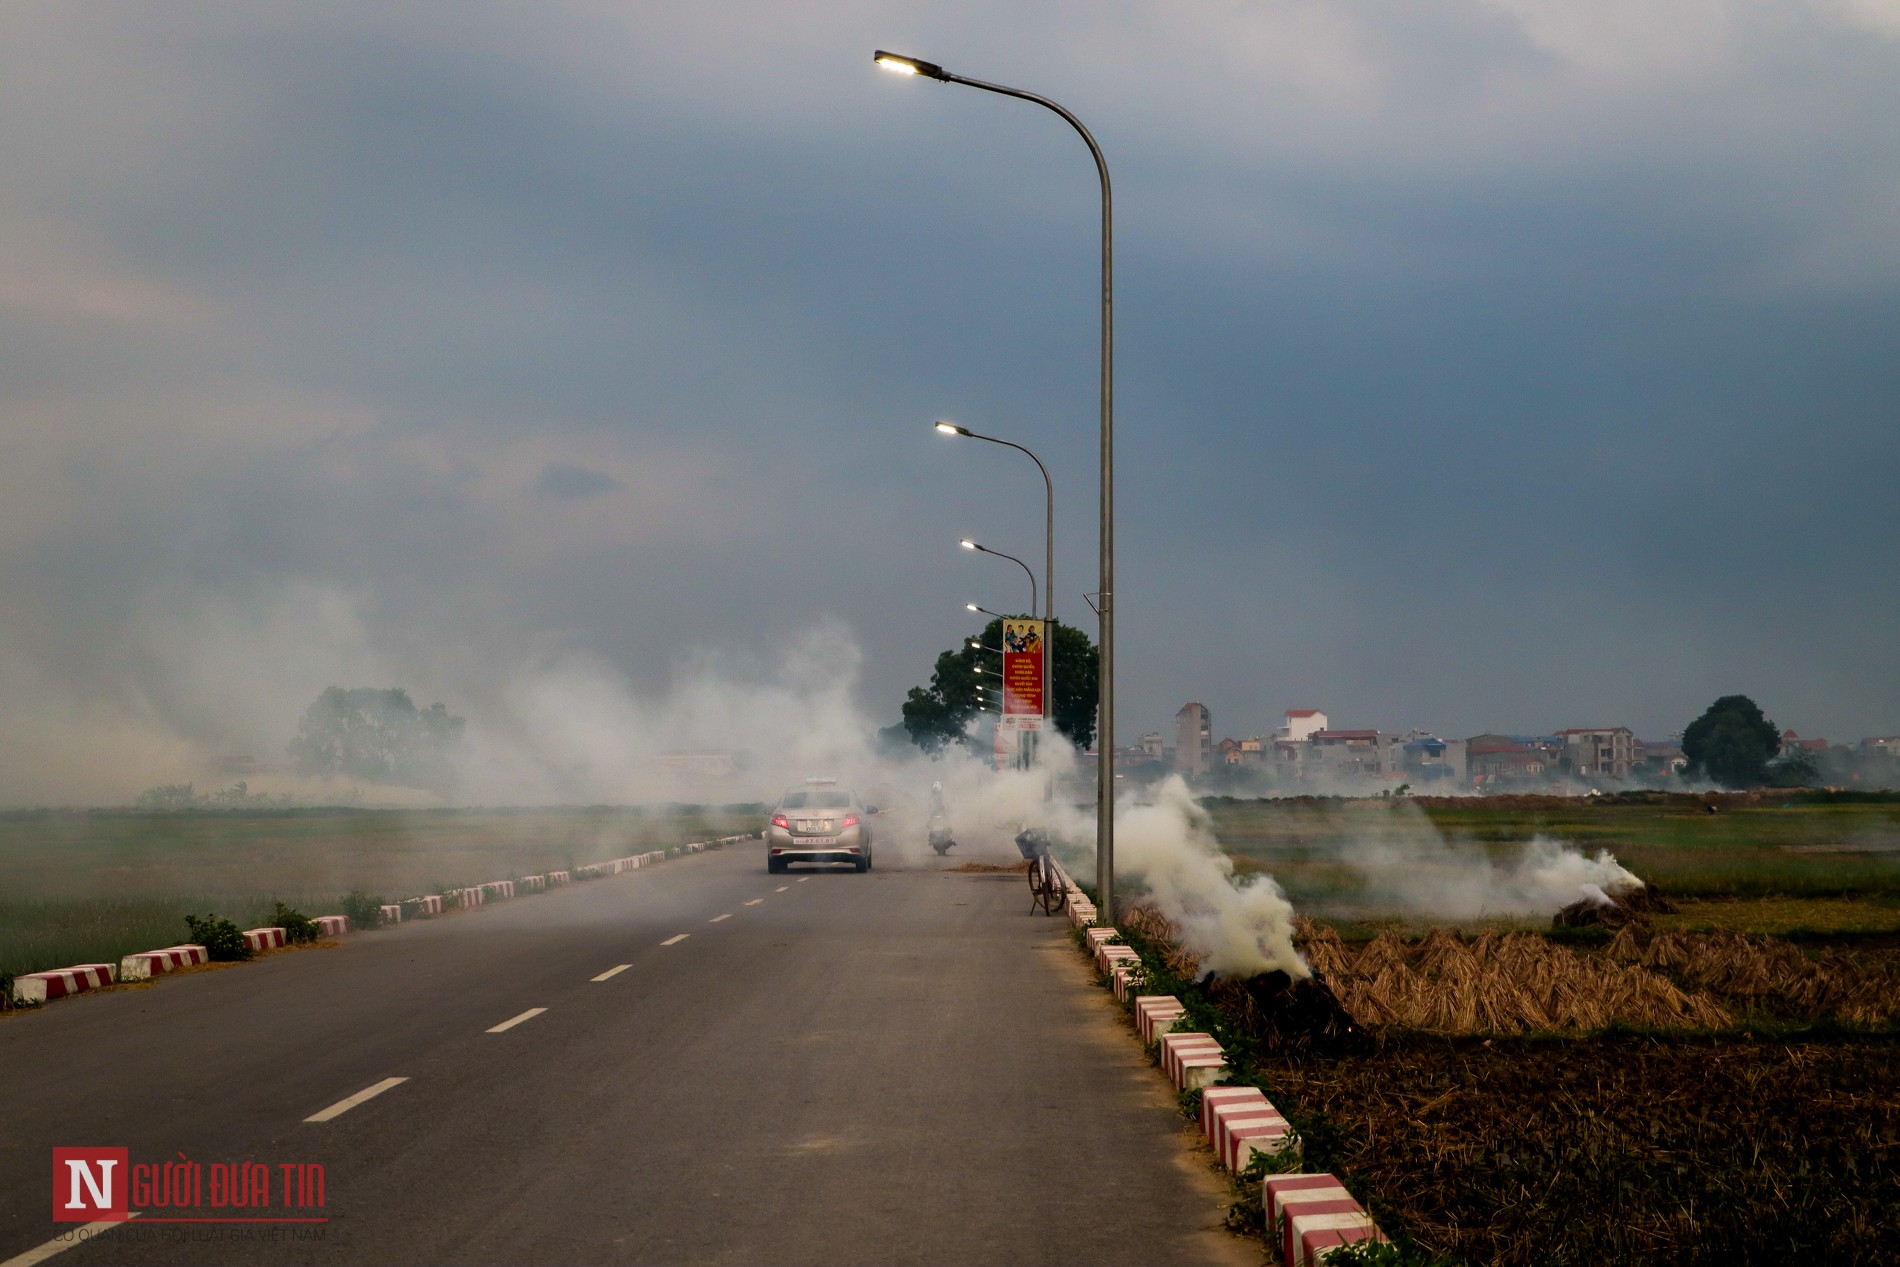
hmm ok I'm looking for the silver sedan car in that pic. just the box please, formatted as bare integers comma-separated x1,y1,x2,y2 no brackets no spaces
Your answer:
766,781,874,873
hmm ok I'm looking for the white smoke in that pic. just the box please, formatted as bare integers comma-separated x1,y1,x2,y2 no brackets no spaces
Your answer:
1084,777,1307,980
1334,802,1643,919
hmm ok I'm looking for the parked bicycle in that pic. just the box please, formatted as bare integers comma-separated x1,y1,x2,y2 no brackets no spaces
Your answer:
1015,827,1066,916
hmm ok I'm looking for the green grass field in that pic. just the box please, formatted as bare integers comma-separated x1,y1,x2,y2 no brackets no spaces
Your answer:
0,805,761,980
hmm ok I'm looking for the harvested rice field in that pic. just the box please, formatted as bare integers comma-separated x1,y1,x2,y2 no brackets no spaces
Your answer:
1257,1034,1900,1265
1113,903,1900,1265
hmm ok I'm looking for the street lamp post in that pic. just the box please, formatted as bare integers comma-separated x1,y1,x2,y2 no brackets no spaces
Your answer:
936,423,1053,630
959,539,1036,617
882,50,1115,922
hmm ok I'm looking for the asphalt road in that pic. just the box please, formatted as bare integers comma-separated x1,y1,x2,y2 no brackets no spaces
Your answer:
1,841,1249,1267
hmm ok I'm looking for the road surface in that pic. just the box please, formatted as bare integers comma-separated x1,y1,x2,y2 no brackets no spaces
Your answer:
2,843,1248,1266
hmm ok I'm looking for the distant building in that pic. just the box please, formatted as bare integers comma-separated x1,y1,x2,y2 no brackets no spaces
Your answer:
1310,729,1384,779
1397,734,1465,783
1217,737,1244,766
1863,736,1900,754
1281,709,1327,742
1780,729,1829,754
1138,732,1166,759
1636,740,1687,777
1175,703,1212,776
1466,734,1555,784
658,751,737,780
1557,727,1637,779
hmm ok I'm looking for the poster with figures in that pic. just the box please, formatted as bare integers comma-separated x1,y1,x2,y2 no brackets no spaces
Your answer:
998,619,1045,771
1001,619,1045,717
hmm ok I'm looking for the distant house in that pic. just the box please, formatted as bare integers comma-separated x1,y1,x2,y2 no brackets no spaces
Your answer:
1636,740,1688,777
1175,703,1212,776
1217,737,1244,766
1466,734,1553,784
1557,727,1636,779
1310,729,1384,779
1281,709,1327,742
1780,730,1829,754
1398,734,1465,782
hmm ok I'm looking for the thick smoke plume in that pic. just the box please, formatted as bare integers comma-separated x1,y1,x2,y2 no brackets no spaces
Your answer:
1333,801,1643,919
1070,777,1307,980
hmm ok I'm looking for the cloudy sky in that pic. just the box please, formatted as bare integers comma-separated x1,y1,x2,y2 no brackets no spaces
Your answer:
3,1,1898,801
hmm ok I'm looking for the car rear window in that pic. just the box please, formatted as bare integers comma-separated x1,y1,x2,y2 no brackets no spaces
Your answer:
778,790,852,809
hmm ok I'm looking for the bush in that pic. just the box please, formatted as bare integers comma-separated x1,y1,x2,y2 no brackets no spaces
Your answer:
273,902,319,944
183,914,252,961
339,890,385,929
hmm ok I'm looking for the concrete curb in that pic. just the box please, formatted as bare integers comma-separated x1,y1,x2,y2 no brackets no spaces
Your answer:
8,829,757,1008
10,963,117,1004
118,944,209,981
1265,1174,1386,1265
1072,929,1384,1266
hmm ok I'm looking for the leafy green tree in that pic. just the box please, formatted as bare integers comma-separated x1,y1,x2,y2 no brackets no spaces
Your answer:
1682,694,1780,788
898,618,1099,753
287,687,465,791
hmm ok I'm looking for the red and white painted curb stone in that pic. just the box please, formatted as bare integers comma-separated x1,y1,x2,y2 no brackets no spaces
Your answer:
118,944,209,981
10,830,752,1008
1136,995,1187,1046
1073,930,1380,1265
10,963,117,1004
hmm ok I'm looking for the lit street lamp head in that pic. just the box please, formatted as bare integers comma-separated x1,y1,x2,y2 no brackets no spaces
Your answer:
959,538,978,551
934,421,970,436
874,50,949,80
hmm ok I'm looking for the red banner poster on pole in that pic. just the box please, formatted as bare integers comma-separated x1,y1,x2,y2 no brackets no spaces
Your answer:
1001,619,1046,717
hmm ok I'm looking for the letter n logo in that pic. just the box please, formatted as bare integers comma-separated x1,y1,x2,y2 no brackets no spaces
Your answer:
52,1148,129,1221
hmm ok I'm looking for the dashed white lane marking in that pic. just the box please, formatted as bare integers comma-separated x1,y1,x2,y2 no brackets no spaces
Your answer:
486,1008,547,1034
592,964,632,982
797,877,812,883
305,1077,409,1123
743,899,763,906
1,1214,143,1266
709,913,731,922
776,886,789,892
661,934,689,946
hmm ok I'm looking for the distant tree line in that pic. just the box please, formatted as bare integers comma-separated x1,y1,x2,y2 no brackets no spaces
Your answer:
287,687,465,793
893,618,1099,755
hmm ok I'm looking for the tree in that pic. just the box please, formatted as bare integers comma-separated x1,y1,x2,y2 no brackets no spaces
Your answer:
1682,694,1780,788
897,618,1100,754
287,687,465,791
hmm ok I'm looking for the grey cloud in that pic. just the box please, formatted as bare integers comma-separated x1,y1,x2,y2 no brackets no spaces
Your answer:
536,463,624,500
1,2,1897,801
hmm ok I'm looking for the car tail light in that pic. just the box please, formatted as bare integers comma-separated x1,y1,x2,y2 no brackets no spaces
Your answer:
848,846,861,853
841,815,859,828
771,814,789,829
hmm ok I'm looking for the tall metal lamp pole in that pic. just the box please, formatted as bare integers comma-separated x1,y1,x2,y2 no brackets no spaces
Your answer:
879,50,1114,922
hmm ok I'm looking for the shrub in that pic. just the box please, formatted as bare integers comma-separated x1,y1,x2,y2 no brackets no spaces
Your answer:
339,890,385,929
183,914,252,961
273,902,319,944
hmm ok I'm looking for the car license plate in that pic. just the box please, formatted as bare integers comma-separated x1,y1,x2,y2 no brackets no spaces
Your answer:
800,836,838,845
